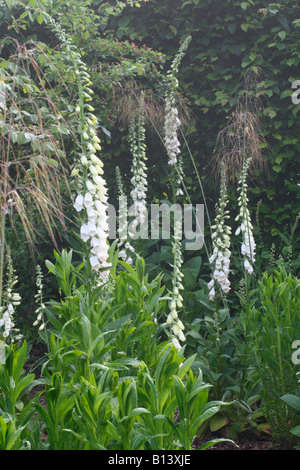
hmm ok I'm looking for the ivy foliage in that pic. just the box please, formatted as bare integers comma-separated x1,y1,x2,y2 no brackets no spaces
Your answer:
0,0,299,277
0,0,169,180
105,0,300,245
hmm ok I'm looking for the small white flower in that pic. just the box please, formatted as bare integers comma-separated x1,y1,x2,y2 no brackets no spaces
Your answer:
176,319,185,330
91,154,103,167
71,168,80,177
87,142,96,153
86,180,96,193
74,194,84,212
209,287,215,301
90,255,101,271
87,220,97,237
171,309,178,320
80,223,90,242
83,192,94,208
178,330,186,342
244,259,253,274
172,337,181,351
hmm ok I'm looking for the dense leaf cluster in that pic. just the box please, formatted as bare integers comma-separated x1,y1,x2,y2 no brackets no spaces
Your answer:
106,0,300,244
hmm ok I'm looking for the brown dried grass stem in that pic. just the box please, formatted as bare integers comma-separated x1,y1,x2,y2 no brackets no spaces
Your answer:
0,38,74,256
213,71,268,184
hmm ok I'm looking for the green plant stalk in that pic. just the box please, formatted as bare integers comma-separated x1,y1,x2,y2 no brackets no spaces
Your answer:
273,297,286,395
179,127,212,235
240,271,250,401
276,322,285,394
170,169,177,205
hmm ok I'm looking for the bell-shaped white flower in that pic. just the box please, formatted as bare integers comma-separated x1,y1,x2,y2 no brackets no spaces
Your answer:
83,192,94,209
90,255,101,271
80,223,90,242
74,194,84,212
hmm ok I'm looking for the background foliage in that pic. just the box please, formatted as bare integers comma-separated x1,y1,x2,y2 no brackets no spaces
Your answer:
105,0,300,235
0,0,299,449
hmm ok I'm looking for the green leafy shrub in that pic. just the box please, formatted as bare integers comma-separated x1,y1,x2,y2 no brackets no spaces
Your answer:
243,269,300,446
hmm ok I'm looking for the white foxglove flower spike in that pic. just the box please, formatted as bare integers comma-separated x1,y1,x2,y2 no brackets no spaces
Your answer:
167,220,186,348
163,36,191,168
236,158,256,275
129,98,148,238
0,249,21,341
208,165,232,301
164,95,181,166
43,13,111,281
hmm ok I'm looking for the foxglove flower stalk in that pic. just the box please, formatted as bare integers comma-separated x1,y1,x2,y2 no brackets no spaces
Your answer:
115,166,135,264
33,265,46,331
73,98,110,281
235,158,256,274
167,221,186,348
118,242,135,266
164,94,181,166
44,14,111,280
208,166,232,301
0,305,14,339
164,36,191,167
0,249,21,340
175,156,185,196
129,105,148,236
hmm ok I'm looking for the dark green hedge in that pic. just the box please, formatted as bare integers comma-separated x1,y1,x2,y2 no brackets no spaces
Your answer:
105,0,300,249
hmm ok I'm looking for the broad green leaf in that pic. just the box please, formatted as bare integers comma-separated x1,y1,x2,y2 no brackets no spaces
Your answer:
177,353,196,380
209,412,229,432
291,425,300,437
197,438,237,450
281,394,300,411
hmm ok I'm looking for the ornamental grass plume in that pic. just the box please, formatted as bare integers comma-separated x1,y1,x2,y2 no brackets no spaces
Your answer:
212,70,267,182
0,39,73,310
209,71,266,287
208,164,232,301
0,41,69,250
